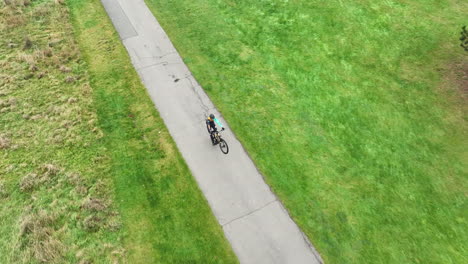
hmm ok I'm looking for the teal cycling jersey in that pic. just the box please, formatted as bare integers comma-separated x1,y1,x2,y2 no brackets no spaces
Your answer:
214,118,223,128
207,117,223,131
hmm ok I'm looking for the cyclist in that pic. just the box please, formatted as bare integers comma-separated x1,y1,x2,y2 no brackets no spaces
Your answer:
206,114,224,145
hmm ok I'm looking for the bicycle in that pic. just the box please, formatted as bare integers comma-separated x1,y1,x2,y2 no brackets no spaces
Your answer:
206,122,229,154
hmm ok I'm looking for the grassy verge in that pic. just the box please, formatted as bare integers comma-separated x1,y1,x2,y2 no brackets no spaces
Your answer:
145,0,467,263
1,0,237,263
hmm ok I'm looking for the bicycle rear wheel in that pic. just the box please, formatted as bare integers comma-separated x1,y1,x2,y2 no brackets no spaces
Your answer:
219,139,229,154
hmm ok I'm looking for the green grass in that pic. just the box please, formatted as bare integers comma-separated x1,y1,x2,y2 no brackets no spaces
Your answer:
144,0,468,263
1,0,236,263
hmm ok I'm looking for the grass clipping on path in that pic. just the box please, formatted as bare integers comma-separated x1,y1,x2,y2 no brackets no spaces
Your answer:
0,1,123,263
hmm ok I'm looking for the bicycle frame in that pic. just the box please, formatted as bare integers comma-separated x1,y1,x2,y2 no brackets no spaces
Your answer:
212,131,221,143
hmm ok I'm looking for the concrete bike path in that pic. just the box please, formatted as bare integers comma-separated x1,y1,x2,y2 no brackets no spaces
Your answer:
100,0,322,263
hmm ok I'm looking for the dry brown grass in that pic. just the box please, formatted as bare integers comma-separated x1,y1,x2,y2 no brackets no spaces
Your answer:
66,172,82,185
83,215,103,232
0,3,27,28
450,61,468,101
79,189,122,233
40,163,60,177
65,75,76,83
19,164,61,192
0,134,11,149
41,47,53,57
59,65,71,73
19,211,56,237
31,1,51,17
19,173,40,192
14,162,122,262
0,97,17,113
4,0,31,6
58,45,80,63
4,13,26,28
17,52,36,65
18,210,64,263
81,197,108,212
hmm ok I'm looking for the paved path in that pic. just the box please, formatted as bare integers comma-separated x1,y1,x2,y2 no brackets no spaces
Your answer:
100,0,322,263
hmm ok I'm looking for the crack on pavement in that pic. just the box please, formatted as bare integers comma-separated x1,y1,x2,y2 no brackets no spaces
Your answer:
221,199,277,227
137,61,168,71
140,51,177,60
160,73,213,118
130,46,141,61
137,60,185,71
183,74,211,114
157,51,177,59
129,45,177,62
122,34,139,41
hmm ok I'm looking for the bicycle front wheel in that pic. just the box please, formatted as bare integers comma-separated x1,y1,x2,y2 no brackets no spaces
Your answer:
219,139,229,154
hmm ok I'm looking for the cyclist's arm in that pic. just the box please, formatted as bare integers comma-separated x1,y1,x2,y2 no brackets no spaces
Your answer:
214,118,224,129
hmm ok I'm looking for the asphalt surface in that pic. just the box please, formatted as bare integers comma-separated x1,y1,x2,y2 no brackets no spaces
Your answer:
100,0,323,263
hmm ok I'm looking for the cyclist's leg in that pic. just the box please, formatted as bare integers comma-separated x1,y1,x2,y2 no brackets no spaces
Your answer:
210,131,216,145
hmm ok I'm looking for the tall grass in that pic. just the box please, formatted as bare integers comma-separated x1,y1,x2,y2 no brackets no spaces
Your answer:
145,0,467,263
1,0,237,263
0,1,124,262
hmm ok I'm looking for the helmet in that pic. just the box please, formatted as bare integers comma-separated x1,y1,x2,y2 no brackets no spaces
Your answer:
209,114,215,119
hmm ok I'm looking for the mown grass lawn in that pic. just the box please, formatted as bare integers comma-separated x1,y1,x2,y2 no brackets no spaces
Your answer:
1,0,237,263
145,0,467,263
